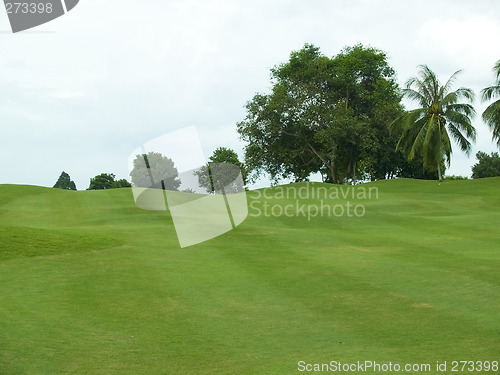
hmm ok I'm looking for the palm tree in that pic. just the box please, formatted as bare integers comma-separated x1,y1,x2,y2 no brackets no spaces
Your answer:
481,60,500,147
390,65,476,181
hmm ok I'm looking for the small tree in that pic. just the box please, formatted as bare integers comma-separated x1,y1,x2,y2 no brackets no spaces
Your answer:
53,171,76,190
88,173,116,190
129,152,181,190
472,151,500,178
237,43,403,184
195,147,247,193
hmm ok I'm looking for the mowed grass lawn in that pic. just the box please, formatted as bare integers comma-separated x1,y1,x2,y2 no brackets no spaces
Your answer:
0,179,499,374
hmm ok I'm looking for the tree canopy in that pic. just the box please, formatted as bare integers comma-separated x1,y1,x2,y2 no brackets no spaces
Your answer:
472,151,500,178
237,43,404,184
113,179,132,188
209,147,247,182
129,152,181,190
53,171,76,190
196,147,247,193
87,173,132,190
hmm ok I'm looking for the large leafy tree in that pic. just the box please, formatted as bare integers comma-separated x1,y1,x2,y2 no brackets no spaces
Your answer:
238,45,330,183
481,60,500,147
237,44,402,184
390,65,476,182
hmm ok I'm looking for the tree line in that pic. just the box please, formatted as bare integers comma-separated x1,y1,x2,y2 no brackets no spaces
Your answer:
53,148,500,192
53,44,500,191
53,171,132,190
237,43,500,183
52,147,248,191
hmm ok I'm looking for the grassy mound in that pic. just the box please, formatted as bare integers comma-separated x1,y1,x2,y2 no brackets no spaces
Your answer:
0,179,499,374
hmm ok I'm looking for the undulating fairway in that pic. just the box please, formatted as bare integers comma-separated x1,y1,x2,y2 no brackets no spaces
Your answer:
1,179,499,374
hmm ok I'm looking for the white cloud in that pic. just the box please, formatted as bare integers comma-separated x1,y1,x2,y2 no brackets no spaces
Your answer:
415,16,500,77
49,90,85,99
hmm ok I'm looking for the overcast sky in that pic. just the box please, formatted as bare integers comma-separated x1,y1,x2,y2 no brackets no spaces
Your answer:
1,0,500,190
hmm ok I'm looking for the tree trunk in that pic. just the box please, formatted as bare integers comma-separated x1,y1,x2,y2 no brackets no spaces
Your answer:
437,163,443,182
352,161,356,185
330,163,337,184
308,143,338,183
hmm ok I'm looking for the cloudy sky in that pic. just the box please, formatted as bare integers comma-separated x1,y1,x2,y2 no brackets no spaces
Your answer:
1,0,500,189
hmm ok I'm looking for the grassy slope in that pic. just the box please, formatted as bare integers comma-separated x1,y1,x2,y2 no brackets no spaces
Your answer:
0,179,499,374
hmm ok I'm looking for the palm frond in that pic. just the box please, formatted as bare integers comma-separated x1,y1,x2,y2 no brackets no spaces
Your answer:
405,78,431,106
442,91,457,107
439,69,462,99
440,126,452,166
393,110,425,152
481,60,500,102
421,117,442,168
422,114,438,149
445,103,476,118
402,87,427,106
447,122,473,154
401,115,426,159
481,85,500,102
454,87,475,102
418,115,439,165
442,88,474,108
482,99,500,146
419,65,440,101
445,110,476,141
494,59,500,81
482,99,500,124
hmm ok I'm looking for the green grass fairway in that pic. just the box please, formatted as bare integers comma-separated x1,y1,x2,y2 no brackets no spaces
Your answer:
1,179,499,374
